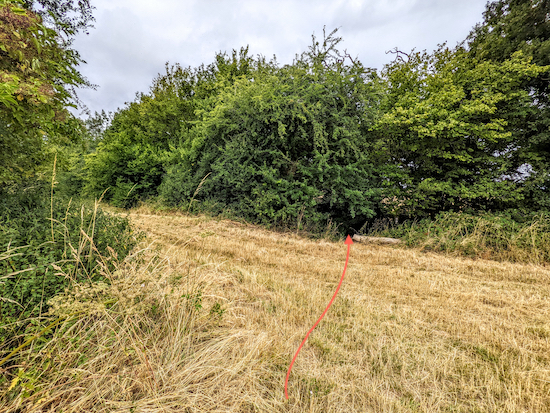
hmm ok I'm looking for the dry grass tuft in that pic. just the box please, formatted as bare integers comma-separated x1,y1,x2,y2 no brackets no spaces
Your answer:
2,211,550,412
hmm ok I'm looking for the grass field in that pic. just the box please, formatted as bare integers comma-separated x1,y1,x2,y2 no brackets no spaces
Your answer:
3,208,550,412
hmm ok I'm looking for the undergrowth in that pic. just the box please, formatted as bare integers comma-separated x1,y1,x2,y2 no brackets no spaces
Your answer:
370,211,550,264
0,182,143,352
0,238,231,412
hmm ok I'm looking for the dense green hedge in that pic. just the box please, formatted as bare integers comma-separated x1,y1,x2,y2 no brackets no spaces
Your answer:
83,28,549,235
160,56,386,230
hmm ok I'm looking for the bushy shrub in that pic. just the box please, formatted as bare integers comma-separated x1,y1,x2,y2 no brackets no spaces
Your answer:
0,182,143,341
161,33,387,231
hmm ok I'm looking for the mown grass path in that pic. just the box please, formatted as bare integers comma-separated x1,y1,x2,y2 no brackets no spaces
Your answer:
125,210,550,412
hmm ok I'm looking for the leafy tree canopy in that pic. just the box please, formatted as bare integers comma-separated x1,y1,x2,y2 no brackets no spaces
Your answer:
468,0,550,66
377,45,548,216
22,0,94,38
0,0,90,184
467,0,550,209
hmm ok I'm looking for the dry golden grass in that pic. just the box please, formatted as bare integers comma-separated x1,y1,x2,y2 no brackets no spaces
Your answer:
2,208,550,412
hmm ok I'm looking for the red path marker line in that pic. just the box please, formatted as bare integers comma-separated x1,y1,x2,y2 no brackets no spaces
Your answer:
284,235,354,400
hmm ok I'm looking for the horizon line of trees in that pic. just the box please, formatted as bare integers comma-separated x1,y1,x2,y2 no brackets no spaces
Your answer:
2,0,549,234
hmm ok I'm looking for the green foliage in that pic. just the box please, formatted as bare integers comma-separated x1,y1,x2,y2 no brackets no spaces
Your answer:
161,30,385,230
22,0,95,38
83,80,188,207
85,115,170,208
377,45,548,216
374,211,550,264
0,182,142,342
83,24,549,240
468,0,550,67
44,113,109,200
467,0,550,210
0,0,91,185
209,302,225,319
182,291,202,313
85,50,263,208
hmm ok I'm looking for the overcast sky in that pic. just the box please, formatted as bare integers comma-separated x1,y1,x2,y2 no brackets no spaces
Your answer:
71,0,489,117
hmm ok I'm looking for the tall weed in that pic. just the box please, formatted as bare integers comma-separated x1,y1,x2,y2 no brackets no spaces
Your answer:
373,211,550,264
0,244,209,411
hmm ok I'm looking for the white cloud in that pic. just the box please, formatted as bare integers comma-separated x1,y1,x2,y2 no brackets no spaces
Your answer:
71,0,488,116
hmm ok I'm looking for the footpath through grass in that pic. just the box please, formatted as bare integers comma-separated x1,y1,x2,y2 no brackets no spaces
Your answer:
2,207,550,412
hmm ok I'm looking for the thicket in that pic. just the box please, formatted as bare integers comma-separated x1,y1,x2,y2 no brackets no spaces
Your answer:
85,20,549,239
0,183,141,345
160,35,387,229
85,49,261,208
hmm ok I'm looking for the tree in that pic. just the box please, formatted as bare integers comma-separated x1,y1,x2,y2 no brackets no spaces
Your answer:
161,30,385,230
0,0,90,184
467,0,550,209
22,0,94,37
377,45,548,216
468,0,550,67
85,49,269,207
